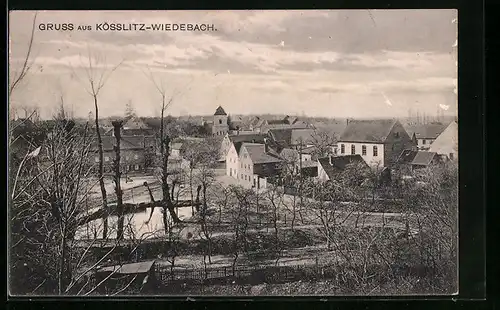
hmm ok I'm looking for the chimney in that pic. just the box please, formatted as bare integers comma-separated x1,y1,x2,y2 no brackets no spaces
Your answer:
346,118,350,126
329,154,334,165
264,138,269,153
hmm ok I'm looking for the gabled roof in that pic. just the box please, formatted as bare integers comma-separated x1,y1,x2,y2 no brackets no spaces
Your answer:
10,118,35,129
214,106,227,116
397,150,438,166
339,119,398,143
267,119,289,125
269,128,315,147
428,121,458,155
170,142,183,150
96,135,151,151
228,133,267,144
405,123,448,140
318,155,368,180
241,143,282,164
301,160,318,168
123,116,150,129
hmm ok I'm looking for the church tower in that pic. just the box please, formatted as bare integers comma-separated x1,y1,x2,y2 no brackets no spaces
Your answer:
212,106,229,136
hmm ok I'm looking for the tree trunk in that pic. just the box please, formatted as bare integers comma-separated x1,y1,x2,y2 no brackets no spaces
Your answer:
161,136,182,224
58,225,68,295
189,167,194,215
201,183,212,263
113,121,125,240
94,96,109,239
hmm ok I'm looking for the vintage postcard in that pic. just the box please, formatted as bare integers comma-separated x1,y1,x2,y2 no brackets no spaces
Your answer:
8,10,458,296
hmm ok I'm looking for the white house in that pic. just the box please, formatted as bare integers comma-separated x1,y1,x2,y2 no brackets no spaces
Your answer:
169,142,183,158
428,121,458,161
220,132,267,162
337,119,416,168
225,141,243,179
238,143,282,189
405,123,448,150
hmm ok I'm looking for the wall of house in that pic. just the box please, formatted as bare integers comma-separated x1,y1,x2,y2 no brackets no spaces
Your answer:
225,144,240,179
220,135,232,161
337,142,385,167
384,122,417,167
170,148,181,158
252,175,268,189
317,161,330,182
238,148,255,188
93,149,145,173
429,122,458,161
417,138,435,149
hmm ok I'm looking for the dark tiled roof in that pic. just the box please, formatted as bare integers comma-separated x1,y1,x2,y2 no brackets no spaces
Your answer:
397,150,437,166
339,119,398,143
318,155,368,180
267,119,288,125
242,143,282,164
405,123,448,139
269,128,315,147
301,160,318,168
214,106,227,116
228,133,267,144
95,136,152,151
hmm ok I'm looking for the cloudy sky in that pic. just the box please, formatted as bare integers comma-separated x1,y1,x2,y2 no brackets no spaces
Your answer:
9,10,457,119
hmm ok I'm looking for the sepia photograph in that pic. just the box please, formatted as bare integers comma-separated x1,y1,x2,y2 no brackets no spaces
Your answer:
8,9,458,296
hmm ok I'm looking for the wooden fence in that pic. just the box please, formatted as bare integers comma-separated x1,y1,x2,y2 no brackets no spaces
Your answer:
154,260,341,286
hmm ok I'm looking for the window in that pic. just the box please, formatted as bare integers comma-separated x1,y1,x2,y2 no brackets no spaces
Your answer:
394,132,400,138
422,139,426,145
229,168,232,176
94,156,99,163
135,164,139,171
362,145,366,156
351,145,355,155
104,156,110,162
134,154,139,160
245,175,247,181
241,163,243,168
373,146,378,157
241,174,243,179
341,144,345,154
219,119,222,124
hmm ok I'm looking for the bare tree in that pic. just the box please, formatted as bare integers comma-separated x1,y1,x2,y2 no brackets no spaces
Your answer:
112,120,125,240
181,138,220,216
194,165,216,267
142,68,191,226
310,127,338,159
9,12,38,97
73,49,122,239
263,184,285,265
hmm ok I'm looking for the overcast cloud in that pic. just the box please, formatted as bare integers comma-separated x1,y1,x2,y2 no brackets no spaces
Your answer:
9,10,457,119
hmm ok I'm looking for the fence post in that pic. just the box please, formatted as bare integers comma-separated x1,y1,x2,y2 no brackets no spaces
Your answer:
315,257,319,279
